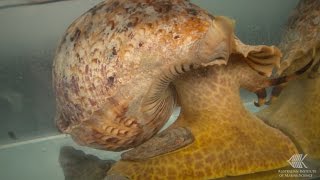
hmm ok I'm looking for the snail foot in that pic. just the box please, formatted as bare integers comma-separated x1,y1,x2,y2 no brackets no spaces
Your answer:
121,127,194,161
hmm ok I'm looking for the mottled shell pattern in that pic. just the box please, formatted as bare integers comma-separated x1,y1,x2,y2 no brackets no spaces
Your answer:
53,0,235,151
278,0,320,75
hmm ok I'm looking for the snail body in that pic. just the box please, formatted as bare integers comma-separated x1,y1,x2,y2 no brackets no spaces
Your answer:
53,0,320,179
53,0,233,151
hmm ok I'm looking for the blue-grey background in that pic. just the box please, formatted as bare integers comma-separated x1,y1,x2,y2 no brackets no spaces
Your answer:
0,0,302,180
0,0,298,143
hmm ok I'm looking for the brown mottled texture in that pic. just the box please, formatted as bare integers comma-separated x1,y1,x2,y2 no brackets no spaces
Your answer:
53,0,299,178
121,127,194,161
107,56,298,179
277,0,320,75
259,76,320,159
258,0,320,159
53,0,236,151
255,57,314,106
212,157,320,180
59,146,115,180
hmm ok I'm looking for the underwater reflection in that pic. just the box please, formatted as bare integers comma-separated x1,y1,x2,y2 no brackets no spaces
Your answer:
59,146,115,180
53,0,319,179
59,145,320,180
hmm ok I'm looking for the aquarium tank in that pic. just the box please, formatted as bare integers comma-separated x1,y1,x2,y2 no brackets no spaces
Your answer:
0,0,319,180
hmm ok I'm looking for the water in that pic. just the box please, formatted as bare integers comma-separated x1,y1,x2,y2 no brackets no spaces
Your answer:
0,0,297,145
1,0,319,180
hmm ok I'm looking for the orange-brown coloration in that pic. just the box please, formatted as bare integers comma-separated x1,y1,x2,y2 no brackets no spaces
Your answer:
53,0,320,179
258,0,320,159
108,57,298,179
276,0,320,75
253,57,314,107
53,0,234,151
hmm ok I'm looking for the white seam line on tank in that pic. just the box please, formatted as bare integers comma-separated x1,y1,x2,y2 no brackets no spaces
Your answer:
0,134,69,150
0,104,254,150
